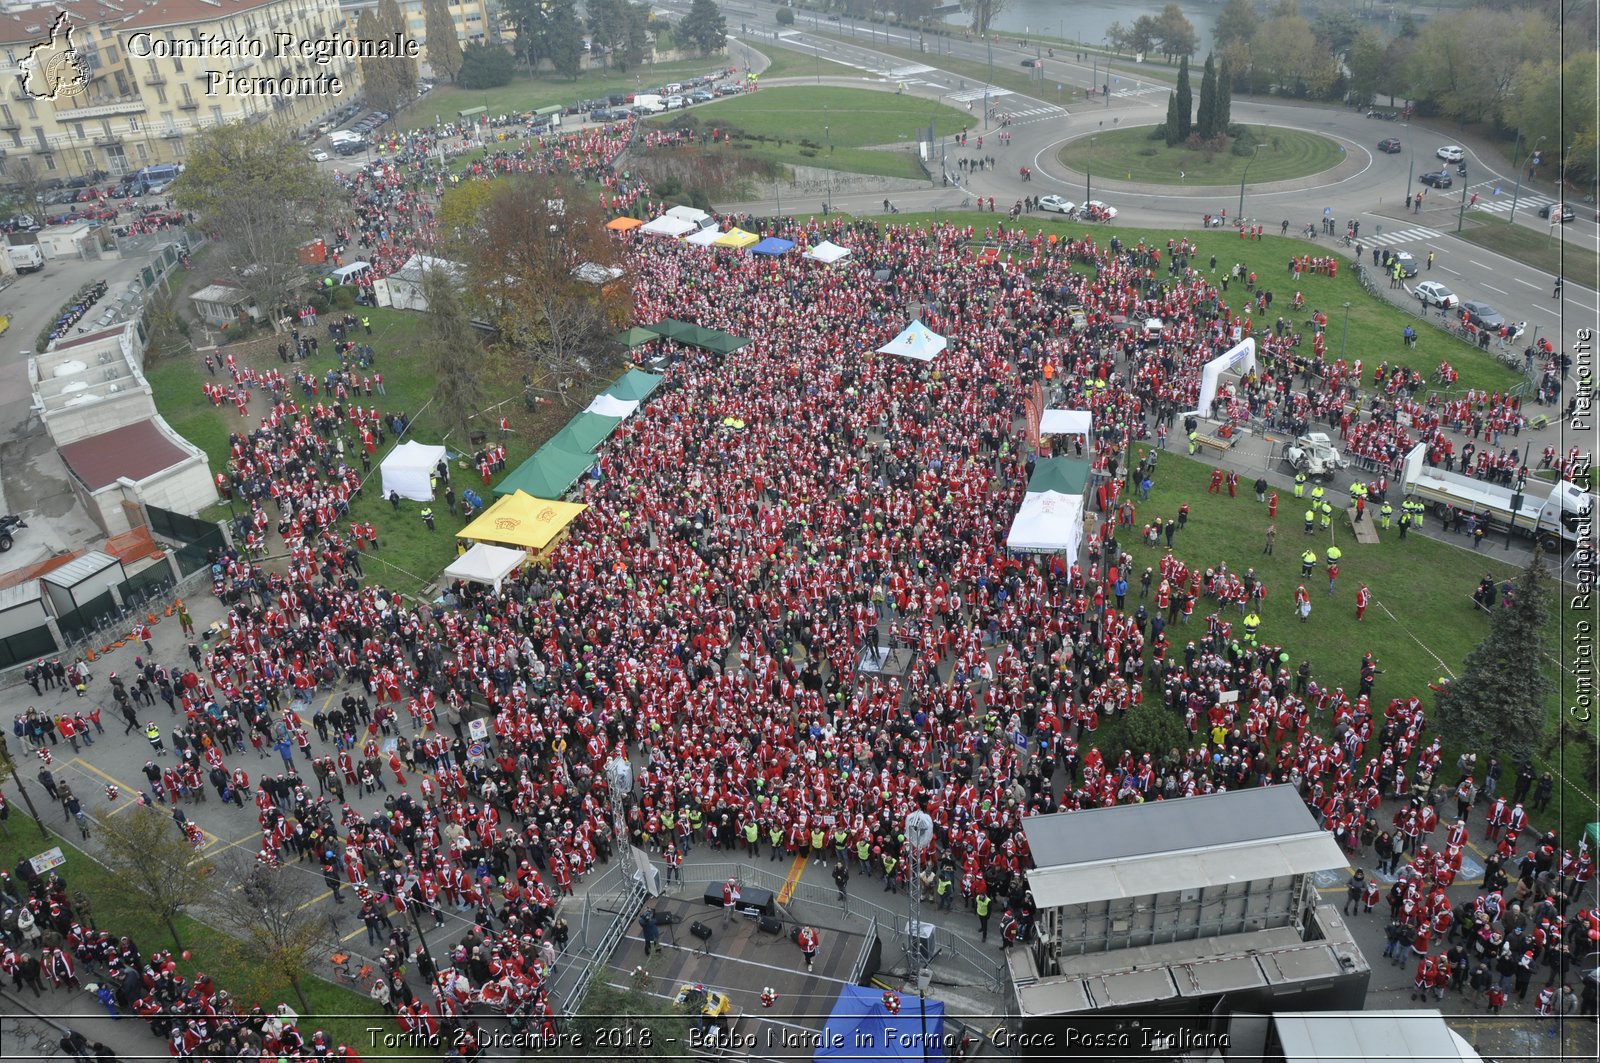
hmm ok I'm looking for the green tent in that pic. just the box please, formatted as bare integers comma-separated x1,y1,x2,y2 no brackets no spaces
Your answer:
643,319,752,354
494,443,597,498
646,319,696,342
1027,457,1092,497
606,368,664,402
615,327,659,349
548,412,622,453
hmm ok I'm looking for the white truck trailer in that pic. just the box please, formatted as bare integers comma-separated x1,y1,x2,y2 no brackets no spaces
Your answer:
1400,442,1591,549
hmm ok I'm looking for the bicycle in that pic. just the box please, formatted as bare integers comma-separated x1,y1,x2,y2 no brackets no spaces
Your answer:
330,952,374,987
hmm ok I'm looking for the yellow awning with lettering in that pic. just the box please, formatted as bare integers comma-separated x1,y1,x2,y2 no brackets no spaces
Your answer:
456,490,586,551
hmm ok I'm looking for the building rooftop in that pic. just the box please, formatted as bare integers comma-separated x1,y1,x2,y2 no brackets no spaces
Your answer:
59,419,190,491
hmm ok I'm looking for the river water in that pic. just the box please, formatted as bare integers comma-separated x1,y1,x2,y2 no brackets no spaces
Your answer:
947,0,1230,56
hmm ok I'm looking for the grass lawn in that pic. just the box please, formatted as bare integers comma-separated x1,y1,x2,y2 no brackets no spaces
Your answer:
420,58,733,121
1095,446,1596,831
1056,125,1347,186
146,306,611,597
758,47,870,82
0,825,424,1056
1458,210,1600,283
651,86,969,179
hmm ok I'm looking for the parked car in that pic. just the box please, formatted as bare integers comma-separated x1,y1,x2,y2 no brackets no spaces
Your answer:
1435,145,1465,162
1538,203,1574,222
689,90,715,103
1080,199,1118,220
1460,300,1505,330
309,149,330,162
1414,281,1457,309
1377,137,1402,154
1020,58,1042,68
1038,195,1076,215
1419,170,1453,188
1386,250,1419,277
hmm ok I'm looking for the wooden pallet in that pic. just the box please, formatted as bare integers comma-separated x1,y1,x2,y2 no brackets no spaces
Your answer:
1347,508,1381,544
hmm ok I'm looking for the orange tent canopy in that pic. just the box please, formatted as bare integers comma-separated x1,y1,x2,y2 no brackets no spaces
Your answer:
606,217,643,231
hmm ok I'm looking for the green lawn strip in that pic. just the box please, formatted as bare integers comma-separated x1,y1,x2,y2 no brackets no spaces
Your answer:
1106,445,1593,831
421,58,733,120
1056,124,1347,186
0,826,421,1056
758,47,871,82
1457,210,1599,284
651,86,968,179
841,212,1521,394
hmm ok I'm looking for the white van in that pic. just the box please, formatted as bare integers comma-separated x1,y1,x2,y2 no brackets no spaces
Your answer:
631,94,667,114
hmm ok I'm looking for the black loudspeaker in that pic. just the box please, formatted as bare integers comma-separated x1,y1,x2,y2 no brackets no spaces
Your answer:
789,926,803,945
758,916,783,935
690,921,714,941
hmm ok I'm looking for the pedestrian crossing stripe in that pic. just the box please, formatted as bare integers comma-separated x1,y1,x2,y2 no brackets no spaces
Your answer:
1364,226,1441,247
946,87,1013,102
1010,106,1063,118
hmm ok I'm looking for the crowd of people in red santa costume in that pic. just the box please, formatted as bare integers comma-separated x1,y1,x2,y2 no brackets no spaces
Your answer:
20,127,1595,1055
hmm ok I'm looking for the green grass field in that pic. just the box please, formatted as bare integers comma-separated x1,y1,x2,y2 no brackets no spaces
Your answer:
1094,446,1596,830
758,46,870,82
1458,210,1600,285
1056,125,1347,186
650,86,970,179
420,57,733,121
0,825,424,1057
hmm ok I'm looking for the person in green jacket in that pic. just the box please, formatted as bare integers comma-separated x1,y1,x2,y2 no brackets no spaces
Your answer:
976,892,993,941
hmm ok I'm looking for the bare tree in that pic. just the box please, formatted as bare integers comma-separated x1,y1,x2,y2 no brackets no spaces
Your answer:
218,861,340,1014
91,805,215,950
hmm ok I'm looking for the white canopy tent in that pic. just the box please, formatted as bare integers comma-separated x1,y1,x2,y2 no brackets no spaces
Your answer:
877,320,947,362
804,240,852,264
1196,337,1256,415
443,543,527,592
1006,490,1085,556
664,205,712,227
585,394,641,418
685,226,723,247
640,215,697,238
1040,408,1093,436
379,440,447,502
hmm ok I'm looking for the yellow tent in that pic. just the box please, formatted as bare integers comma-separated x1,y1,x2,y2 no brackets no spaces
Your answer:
457,490,587,553
713,227,759,249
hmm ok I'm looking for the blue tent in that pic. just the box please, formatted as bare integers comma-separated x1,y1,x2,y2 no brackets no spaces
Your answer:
751,236,797,256
814,985,945,1063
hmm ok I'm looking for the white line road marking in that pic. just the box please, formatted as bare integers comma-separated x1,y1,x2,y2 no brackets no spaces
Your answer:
1469,261,1494,270
1440,267,1461,275
1515,279,1540,289
1482,285,1507,294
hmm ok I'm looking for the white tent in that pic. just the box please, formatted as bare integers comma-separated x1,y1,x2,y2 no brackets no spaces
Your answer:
379,440,447,502
640,215,697,238
804,240,852,263
664,205,712,227
1040,408,1093,436
686,226,723,247
1196,337,1256,415
1006,490,1085,556
443,543,527,592
877,320,948,362
585,394,640,418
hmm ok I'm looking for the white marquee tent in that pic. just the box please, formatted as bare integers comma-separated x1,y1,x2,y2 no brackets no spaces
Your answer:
443,543,528,592
804,240,852,264
640,215,697,238
877,320,947,362
664,205,713,227
1006,489,1085,556
686,226,723,247
379,440,447,502
1196,338,1256,415
1040,409,1093,437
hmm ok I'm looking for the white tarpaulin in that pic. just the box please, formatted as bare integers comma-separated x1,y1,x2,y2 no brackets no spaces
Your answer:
877,320,948,362
664,205,712,227
586,394,641,418
380,440,447,502
1197,338,1256,414
443,543,527,592
804,240,852,263
686,226,723,247
640,215,697,238
1040,408,1093,436
1006,490,1085,555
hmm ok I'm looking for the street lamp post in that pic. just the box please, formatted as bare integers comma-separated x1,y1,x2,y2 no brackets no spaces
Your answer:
904,810,935,1063
0,736,51,839
1238,144,1261,221
1403,123,1414,201
1339,301,1352,360
1509,135,1546,224
1086,136,1096,205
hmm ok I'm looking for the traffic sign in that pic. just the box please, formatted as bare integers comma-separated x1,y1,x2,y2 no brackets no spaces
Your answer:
468,718,489,741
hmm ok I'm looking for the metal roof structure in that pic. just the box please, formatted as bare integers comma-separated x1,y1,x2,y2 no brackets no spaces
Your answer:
1023,789,1346,908
1273,1011,1479,1063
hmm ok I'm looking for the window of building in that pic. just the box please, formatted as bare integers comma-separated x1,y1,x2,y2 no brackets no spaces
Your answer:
73,122,86,140
24,100,37,120
128,115,140,132
42,154,56,172
83,149,94,169
210,105,223,124
136,142,148,161
155,85,166,104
